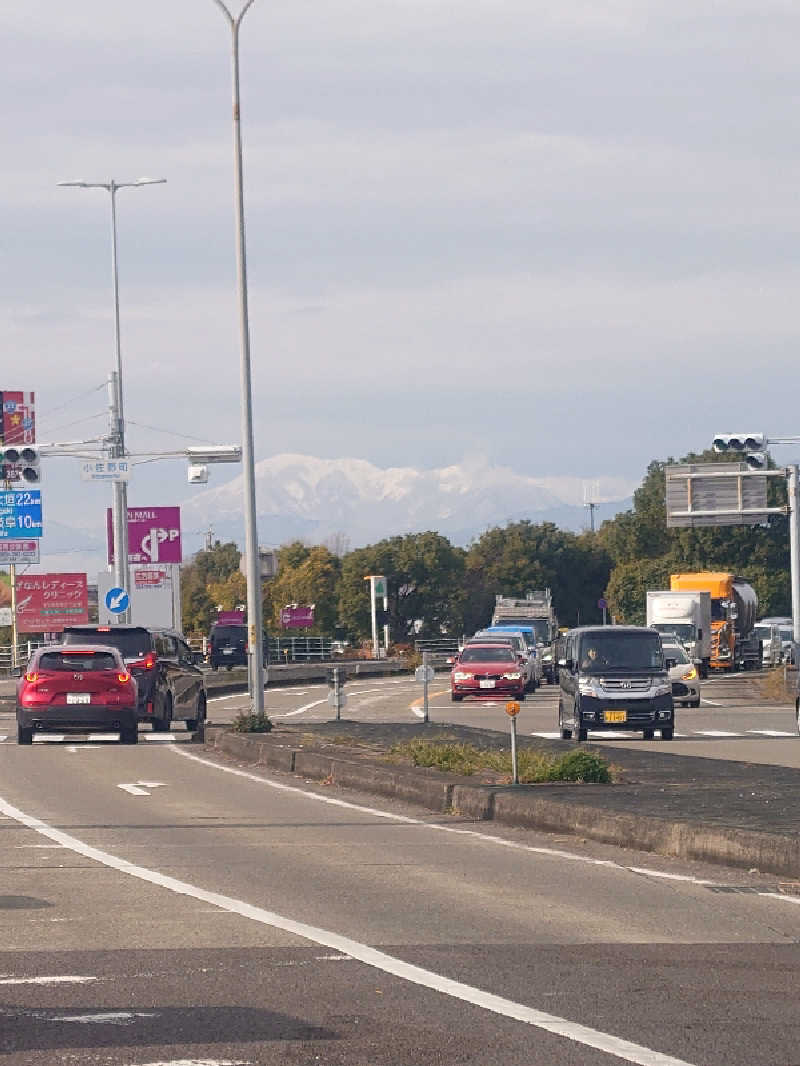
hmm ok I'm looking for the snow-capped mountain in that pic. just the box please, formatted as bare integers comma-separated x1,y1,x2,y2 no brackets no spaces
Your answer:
179,454,635,548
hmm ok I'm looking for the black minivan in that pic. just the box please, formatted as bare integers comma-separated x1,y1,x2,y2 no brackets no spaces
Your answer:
558,626,674,742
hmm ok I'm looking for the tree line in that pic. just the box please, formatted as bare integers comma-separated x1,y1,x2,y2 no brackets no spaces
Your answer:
180,448,792,640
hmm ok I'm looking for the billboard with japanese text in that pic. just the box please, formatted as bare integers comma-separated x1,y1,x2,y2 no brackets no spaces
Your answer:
15,573,89,633
280,604,315,629
107,506,182,565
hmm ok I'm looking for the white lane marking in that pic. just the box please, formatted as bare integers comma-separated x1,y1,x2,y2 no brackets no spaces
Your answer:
134,1060,252,1065
700,699,721,706
747,730,795,737
0,975,97,986
207,694,244,704
33,735,65,743
0,793,697,1066
172,748,725,890
696,730,739,737
272,698,327,719
0,736,7,743
87,734,119,742
531,732,561,739
14,844,64,849
117,784,149,796
145,735,175,742
52,1010,157,1025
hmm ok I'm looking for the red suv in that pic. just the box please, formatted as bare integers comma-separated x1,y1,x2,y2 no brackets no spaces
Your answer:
16,644,138,745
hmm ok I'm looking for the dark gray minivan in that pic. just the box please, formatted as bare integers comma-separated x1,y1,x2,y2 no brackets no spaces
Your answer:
558,626,675,741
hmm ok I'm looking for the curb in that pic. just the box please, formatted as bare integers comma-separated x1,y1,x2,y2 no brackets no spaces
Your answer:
204,659,412,698
204,726,800,879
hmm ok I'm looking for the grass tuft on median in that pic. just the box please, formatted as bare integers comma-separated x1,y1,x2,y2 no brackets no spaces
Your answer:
231,710,273,734
388,738,611,784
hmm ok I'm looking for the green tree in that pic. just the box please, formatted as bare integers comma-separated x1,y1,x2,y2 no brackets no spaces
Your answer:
464,521,613,630
338,532,466,642
180,541,241,635
269,545,341,634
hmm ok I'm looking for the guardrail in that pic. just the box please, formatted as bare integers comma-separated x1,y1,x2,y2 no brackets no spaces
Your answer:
414,638,460,665
0,641,46,676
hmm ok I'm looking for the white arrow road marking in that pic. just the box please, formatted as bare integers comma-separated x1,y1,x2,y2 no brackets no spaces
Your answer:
701,698,721,706
0,736,7,743
118,781,166,796
0,789,699,1066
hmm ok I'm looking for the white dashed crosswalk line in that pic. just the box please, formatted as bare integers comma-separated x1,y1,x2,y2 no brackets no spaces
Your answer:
695,730,740,737
747,729,796,737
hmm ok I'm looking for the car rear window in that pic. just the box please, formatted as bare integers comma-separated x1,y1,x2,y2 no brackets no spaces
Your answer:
39,651,119,672
460,646,517,663
211,626,247,643
62,628,153,658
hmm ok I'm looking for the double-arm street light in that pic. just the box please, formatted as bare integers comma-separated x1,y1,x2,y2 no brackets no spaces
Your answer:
211,0,265,714
58,177,166,616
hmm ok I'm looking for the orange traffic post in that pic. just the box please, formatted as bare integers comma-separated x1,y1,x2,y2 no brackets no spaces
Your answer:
505,700,520,784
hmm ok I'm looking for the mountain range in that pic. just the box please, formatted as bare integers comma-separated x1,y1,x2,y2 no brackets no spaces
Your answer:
178,453,635,550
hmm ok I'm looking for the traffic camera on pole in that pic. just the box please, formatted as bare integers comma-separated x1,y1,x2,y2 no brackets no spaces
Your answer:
0,445,41,483
712,433,767,470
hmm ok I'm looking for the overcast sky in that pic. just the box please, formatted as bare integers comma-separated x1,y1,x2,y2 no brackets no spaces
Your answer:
3,1,800,562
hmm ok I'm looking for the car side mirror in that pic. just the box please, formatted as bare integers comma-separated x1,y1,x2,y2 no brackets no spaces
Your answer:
665,657,677,669
12,666,22,678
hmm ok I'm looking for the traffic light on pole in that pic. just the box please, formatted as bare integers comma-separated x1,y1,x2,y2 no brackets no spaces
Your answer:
0,445,40,483
712,433,767,470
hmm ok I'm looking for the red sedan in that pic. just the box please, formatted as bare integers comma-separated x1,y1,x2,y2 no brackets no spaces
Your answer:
450,643,526,702
16,644,139,745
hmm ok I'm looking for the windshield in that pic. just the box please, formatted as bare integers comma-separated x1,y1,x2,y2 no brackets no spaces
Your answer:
662,645,689,665
459,646,517,664
211,626,247,644
474,635,523,653
653,623,694,641
780,628,793,642
62,628,153,658
578,632,664,674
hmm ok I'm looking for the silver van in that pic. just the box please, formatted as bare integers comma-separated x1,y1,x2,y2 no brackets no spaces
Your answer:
558,626,674,742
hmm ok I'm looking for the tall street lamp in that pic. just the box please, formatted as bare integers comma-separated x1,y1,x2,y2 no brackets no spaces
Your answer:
211,0,265,714
58,177,166,616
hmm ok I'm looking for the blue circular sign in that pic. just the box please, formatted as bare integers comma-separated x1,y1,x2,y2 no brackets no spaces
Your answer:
105,587,130,614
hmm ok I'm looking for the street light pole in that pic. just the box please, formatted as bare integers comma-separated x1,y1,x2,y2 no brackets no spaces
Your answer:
211,0,265,714
58,177,166,620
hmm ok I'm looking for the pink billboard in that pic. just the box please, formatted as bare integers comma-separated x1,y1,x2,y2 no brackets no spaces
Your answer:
280,604,315,629
16,573,88,633
107,506,182,565
0,391,35,446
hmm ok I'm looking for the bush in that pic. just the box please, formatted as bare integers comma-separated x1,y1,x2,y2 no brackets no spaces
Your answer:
231,710,273,734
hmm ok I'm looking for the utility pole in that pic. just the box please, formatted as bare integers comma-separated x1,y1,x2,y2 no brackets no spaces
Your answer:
585,501,597,533
204,524,215,552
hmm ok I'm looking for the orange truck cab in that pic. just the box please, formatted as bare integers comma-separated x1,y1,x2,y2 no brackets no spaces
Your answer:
670,572,760,672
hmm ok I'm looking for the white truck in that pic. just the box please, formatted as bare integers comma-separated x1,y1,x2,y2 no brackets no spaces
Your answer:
491,591,559,683
646,590,712,679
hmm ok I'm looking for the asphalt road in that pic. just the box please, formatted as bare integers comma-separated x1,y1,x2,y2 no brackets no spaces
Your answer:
2,676,800,1064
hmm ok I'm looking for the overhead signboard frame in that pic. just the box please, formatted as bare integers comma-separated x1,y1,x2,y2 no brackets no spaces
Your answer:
665,462,786,528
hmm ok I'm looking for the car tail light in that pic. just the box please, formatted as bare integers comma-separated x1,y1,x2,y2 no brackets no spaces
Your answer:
117,673,131,684
131,652,156,670
24,671,38,683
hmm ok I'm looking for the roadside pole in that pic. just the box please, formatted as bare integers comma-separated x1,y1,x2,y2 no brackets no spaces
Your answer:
9,562,17,670
365,575,378,658
789,464,800,663
505,700,520,784
415,652,435,723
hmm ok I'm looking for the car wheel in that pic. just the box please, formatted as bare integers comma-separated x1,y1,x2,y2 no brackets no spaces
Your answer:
186,694,207,732
120,725,139,745
451,691,463,702
661,726,674,740
642,728,655,740
152,696,172,732
17,724,33,745
211,663,218,672
689,697,701,708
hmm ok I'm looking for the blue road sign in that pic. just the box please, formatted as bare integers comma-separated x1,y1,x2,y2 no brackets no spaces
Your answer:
105,587,130,614
0,489,42,540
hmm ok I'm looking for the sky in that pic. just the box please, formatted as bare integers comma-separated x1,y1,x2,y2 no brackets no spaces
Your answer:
3,1,800,568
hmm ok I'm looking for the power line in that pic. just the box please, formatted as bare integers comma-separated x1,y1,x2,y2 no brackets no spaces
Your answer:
126,419,218,445
37,381,107,421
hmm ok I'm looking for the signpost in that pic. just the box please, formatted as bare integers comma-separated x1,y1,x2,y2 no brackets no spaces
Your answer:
279,604,315,629
0,540,39,564
364,575,388,658
107,506,182,565
597,597,608,625
1,390,36,668
414,650,434,723
0,489,42,539
81,459,130,482
505,699,521,784
327,667,347,720
105,586,130,615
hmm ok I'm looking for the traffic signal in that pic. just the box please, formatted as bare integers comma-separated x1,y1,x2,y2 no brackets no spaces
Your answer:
712,433,766,454
0,445,40,483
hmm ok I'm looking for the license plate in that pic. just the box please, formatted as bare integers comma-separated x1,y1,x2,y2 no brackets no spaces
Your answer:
67,693,91,705
479,680,496,689
223,649,233,655
604,709,627,723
